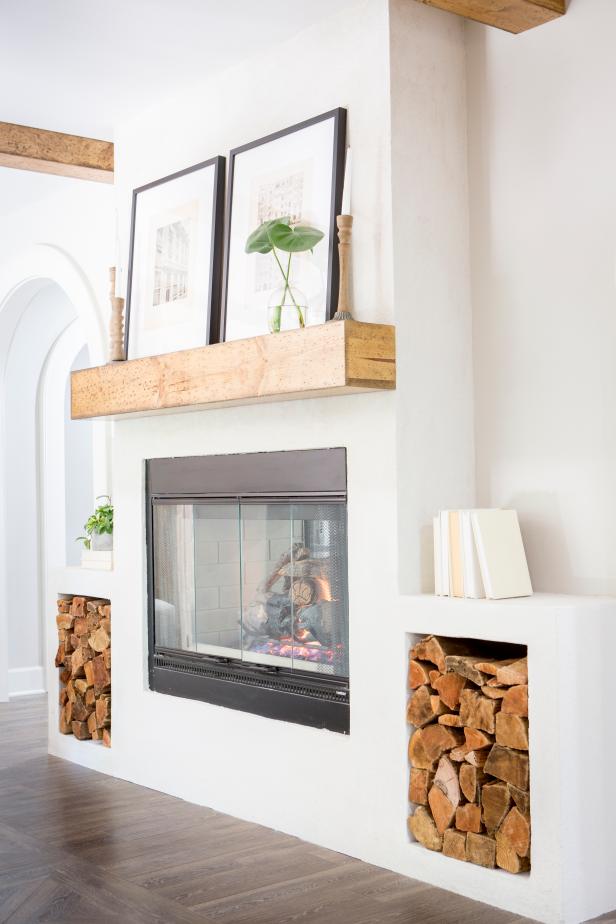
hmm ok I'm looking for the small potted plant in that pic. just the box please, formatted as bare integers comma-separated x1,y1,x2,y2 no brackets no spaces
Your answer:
77,495,114,551
245,218,324,333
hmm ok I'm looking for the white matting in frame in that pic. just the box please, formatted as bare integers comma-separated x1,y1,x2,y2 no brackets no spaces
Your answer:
223,109,346,343
126,156,224,359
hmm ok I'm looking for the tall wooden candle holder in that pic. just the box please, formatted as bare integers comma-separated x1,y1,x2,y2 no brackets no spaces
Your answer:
108,267,126,363
331,214,353,321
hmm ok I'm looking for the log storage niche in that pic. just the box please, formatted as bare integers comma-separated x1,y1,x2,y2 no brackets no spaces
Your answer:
408,634,529,872
55,595,111,746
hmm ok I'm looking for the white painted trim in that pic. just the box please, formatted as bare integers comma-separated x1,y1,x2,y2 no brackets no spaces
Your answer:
8,665,45,698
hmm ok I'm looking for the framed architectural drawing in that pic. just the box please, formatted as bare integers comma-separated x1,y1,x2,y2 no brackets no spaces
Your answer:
219,109,346,343
125,156,225,359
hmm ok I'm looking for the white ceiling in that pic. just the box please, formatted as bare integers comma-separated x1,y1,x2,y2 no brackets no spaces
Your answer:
0,0,352,212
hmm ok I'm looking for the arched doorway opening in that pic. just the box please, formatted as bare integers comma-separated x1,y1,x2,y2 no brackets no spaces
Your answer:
0,248,108,701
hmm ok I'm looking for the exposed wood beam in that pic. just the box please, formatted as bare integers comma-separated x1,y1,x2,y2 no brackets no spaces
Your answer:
412,0,566,33
0,122,113,183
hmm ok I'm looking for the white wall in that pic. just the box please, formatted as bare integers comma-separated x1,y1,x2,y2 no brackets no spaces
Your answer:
467,0,616,594
4,285,75,695
64,345,93,565
0,178,113,320
389,0,475,593
114,0,394,328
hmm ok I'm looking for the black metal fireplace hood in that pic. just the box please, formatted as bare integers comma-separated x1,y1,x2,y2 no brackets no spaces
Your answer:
146,448,350,733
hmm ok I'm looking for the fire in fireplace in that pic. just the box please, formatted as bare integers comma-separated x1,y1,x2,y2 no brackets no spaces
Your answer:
146,449,350,732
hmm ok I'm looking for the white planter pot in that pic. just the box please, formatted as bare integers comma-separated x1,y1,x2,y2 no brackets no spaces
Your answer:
91,530,113,551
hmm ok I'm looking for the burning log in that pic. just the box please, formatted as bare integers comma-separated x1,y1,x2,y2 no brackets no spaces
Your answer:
242,544,340,669
297,603,335,646
56,596,111,747
407,634,531,873
291,578,316,607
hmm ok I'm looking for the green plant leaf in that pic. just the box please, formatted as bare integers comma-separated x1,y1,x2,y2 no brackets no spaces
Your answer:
245,218,290,254
81,497,114,538
268,223,324,253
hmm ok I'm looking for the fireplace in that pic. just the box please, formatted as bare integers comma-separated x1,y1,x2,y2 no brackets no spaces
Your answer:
145,448,350,732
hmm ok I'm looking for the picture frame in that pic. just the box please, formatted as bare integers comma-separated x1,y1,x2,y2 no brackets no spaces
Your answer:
125,156,225,360
219,108,347,343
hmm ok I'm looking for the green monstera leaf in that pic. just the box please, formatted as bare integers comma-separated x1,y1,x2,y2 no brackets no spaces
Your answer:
245,217,290,254
268,223,324,253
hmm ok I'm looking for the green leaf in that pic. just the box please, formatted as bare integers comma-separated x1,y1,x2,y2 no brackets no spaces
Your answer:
268,223,324,253
245,217,290,254
82,497,114,538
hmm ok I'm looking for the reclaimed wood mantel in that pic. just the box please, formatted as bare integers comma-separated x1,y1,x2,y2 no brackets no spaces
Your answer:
71,321,396,420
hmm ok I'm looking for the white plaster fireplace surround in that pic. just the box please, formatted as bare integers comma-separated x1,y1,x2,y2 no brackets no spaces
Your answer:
110,392,398,833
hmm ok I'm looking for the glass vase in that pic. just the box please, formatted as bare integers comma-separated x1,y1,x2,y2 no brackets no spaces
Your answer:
267,283,309,333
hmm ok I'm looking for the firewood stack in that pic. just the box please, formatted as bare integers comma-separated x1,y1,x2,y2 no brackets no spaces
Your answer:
55,596,111,747
407,635,529,873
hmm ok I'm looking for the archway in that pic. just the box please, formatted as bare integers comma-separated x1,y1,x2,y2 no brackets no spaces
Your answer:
0,246,108,700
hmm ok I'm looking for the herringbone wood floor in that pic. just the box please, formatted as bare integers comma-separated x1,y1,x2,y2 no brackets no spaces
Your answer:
0,695,593,923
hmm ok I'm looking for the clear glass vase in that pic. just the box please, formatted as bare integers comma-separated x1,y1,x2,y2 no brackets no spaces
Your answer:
267,283,309,333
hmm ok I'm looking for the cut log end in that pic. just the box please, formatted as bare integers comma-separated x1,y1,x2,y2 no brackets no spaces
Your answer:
442,828,467,861
467,832,496,869
408,806,443,852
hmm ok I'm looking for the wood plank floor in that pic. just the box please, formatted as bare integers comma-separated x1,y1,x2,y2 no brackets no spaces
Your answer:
0,694,590,924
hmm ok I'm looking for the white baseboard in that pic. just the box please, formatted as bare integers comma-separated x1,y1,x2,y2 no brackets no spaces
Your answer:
8,665,46,698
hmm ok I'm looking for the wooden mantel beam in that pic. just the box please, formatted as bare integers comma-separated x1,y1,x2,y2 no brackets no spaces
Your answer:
412,0,566,34
0,122,114,183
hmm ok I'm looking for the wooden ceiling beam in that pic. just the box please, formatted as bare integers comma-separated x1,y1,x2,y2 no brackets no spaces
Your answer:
0,122,113,183
412,0,566,34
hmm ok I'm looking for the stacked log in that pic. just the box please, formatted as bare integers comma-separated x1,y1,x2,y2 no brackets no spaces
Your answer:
408,635,529,872
55,596,111,747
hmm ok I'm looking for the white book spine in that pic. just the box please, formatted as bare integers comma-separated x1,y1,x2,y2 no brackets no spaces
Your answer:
460,510,485,599
439,510,450,596
433,516,442,595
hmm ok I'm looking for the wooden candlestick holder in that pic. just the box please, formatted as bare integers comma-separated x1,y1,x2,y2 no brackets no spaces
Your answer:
331,214,353,321
108,267,126,363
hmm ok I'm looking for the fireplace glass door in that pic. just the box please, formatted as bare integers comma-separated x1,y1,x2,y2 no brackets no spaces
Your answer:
152,499,349,679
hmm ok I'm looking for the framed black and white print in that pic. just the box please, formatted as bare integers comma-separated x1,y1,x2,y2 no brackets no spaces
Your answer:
220,108,347,343
125,156,225,359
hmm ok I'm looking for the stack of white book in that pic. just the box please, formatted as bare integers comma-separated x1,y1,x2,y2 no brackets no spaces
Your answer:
434,509,532,600
81,549,113,571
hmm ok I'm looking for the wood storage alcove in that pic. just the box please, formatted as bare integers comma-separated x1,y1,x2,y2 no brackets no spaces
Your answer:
55,595,111,746
407,634,530,872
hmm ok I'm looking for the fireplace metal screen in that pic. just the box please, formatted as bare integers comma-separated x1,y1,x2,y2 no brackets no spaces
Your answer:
146,449,350,732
